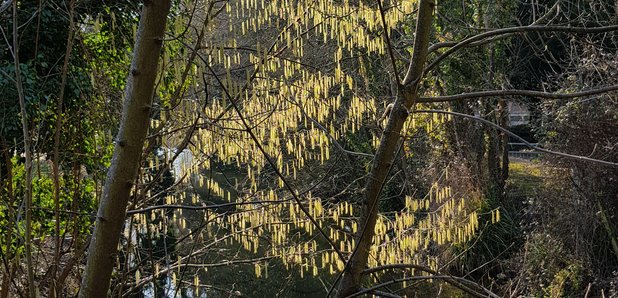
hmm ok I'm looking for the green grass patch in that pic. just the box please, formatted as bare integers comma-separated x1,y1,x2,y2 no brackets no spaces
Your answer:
507,160,545,198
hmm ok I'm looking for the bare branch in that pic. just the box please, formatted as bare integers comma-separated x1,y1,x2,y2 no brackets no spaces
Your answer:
427,1,561,54
418,85,618,102
424,25,618,75
376,0,401,86
345,276,498,298
416,110,618,167
362,263,498,298
126,200,291,215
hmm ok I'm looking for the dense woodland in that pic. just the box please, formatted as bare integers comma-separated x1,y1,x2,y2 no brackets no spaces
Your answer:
1,0,617,297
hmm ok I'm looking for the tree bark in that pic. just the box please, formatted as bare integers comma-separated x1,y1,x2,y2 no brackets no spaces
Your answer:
336,0,435,296
79,1,171,297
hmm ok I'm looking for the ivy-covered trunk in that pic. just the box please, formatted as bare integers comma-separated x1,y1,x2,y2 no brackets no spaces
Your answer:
79,1,171,296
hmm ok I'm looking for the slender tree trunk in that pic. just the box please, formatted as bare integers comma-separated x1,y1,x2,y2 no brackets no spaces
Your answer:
336,0,435,296
12,2,36,297
51,1,76,297
79,1,171,296
483,2,508,197
498,98,509,187
0,137,14,298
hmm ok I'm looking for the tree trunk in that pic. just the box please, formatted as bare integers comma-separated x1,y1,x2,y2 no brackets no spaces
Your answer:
0,137,15,298
12,2,36,296
79,1,171,297
498,98,509,189
51,2,75,297
336,0,435,296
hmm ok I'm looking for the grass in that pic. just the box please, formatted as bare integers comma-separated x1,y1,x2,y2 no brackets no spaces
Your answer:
507,159,545,199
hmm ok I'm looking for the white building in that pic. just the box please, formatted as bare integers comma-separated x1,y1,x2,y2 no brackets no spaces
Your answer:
507,101,531,126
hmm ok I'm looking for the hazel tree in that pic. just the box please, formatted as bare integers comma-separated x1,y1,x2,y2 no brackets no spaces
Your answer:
81,0,618,296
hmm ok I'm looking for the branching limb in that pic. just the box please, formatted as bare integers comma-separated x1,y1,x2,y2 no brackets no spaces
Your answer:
424,24,618,75
427,1,561,55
